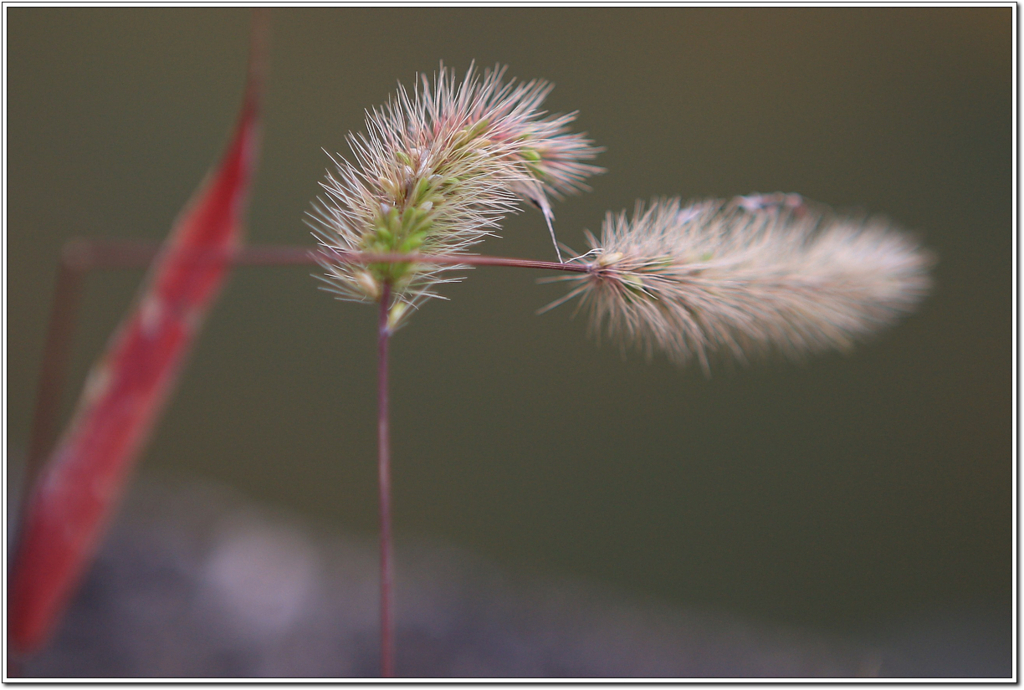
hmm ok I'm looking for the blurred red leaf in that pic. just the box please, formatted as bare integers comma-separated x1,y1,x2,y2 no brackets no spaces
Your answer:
10,16,267,655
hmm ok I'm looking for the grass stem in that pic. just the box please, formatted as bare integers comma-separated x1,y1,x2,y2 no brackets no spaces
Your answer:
324,250,591,274
377,282,395,678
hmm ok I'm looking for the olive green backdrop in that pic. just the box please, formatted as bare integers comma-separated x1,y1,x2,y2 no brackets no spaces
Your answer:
7,7,1011,638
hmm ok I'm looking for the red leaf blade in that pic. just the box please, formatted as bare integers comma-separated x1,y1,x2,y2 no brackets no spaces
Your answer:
10,18,267,655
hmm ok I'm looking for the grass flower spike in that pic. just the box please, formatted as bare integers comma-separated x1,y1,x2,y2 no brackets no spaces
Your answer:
310,63,602,326
557,196,933,371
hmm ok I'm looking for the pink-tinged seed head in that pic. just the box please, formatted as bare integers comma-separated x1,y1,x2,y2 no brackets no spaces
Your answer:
558,196,933,372
309,63,602,327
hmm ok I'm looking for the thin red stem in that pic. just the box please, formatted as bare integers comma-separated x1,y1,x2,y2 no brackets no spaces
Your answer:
52,240,595,274
48,241,318,270
26,238,586,495
26,239,585,479
324,250,592,274
377,282,395,678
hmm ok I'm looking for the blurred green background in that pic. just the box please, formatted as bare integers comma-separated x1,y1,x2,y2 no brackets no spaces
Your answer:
7,7,1010,639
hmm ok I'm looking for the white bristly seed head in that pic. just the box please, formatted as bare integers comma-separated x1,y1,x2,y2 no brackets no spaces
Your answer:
308,63,603,327
555,196,933,372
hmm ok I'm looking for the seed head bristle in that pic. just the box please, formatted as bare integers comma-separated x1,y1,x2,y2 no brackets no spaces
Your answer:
559,195,933,371
308,63,603,326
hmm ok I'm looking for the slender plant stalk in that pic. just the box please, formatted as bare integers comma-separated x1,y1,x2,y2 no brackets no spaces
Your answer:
323,250,591,274
377,282,395,678
26,239,589,469
25,240,586,498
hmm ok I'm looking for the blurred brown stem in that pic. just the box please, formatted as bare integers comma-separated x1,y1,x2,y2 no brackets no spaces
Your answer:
22,241,318,502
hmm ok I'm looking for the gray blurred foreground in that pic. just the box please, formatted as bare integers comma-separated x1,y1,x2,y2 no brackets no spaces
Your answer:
12,476,1007,678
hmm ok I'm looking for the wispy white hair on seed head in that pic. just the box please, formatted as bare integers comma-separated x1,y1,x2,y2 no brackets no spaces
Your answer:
557,195,933,372
308,63,603,326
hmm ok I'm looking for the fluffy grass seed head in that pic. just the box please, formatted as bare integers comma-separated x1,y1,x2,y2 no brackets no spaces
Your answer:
309,63,603,327
557,195,933,371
